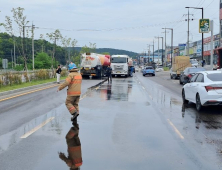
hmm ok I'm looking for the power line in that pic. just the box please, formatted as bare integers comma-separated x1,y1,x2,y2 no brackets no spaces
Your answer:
34,19,185,33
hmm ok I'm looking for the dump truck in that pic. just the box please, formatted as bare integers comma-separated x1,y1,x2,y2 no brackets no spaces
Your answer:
170,56,191,79
80,53,110,78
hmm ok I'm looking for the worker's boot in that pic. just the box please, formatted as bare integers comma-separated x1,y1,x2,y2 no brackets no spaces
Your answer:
71,111,79,123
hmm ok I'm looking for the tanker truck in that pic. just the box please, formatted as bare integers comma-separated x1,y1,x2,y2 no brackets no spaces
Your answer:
80,53,110,78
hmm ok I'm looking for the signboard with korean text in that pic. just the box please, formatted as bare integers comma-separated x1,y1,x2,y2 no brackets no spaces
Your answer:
199,19,210,33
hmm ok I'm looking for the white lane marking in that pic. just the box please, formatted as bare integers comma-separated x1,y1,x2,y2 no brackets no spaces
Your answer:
167,119,184,139
142,86,145,90
20,117,55,139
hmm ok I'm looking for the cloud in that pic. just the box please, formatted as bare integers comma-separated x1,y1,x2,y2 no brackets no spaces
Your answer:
0,0,219,52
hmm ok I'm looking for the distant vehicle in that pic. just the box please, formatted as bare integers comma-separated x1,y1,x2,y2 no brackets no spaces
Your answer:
111,55,132,77
216,48,222,69
142,66,155,76
179,67,206,84
135,67,139,72
155,66,164,72
80,53,110,78
170,56,191,79
182,71,222,111
190,59,199,67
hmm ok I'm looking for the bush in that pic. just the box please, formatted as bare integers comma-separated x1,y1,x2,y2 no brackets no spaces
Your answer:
61,69,68,77
1,72,22,86
34,69,50,80
14,65,24,71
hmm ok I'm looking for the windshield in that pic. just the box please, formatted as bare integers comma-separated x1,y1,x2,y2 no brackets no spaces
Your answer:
111,57,127,63
207,73,222,81
188,68,205,73
190,60,198,64
146,67,153,70
82,59,91,66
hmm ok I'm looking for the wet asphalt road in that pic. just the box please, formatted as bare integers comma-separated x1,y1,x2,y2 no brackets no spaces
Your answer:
0,73,222,169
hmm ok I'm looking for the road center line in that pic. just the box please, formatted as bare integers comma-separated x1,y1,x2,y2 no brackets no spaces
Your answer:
167,119,184,139
20,117,55,139
0,84,58,102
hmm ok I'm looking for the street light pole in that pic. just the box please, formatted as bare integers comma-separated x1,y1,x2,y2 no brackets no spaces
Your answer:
186,7,204,65
153,40,155,62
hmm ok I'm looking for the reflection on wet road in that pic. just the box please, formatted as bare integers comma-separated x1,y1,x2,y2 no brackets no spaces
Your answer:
59,122,82,170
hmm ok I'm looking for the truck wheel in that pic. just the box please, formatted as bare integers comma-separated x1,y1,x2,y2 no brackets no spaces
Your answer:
143,74,145,77
152,74,155,76
170,74,173,79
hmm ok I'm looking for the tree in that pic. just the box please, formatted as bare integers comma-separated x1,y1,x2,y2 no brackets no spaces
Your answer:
89,42,96,53
61,37,71,62
46,29,62,70
34,52,51,69
4,7,29,71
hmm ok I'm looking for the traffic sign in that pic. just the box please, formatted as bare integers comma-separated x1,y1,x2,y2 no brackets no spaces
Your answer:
199,19,210,33
2,59,8,69
179,44,186,47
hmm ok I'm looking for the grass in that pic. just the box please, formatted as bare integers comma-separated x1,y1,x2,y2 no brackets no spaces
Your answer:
0,77,66,93
163,67,170,71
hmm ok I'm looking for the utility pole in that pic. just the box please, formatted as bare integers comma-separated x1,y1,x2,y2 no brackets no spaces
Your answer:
13,37,16,67
184,10,194,56
11,49,13,68
162,28,173,66
162,29,168,66
155,37,164,65
24,23,38,71
32,23,35,71
22,26,26,71
210,20,214,69
148,44,150,63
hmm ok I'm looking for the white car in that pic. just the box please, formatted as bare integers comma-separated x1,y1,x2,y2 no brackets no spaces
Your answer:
135,67,139,72
190,59,199,67
182,71,222,111
156,66,164,72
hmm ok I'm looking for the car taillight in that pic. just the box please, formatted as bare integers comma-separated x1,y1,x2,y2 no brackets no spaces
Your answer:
205,86,222,92
188,74,192,78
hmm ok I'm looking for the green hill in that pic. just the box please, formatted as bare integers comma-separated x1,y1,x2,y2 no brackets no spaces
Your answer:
73,47,138,58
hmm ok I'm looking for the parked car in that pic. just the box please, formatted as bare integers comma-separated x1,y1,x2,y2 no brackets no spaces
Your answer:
179,67,206,84
142,66,155,76
156,66,164,72
182,71,222,111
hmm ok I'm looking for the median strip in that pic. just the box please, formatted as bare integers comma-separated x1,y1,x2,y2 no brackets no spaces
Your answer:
20,117,55,138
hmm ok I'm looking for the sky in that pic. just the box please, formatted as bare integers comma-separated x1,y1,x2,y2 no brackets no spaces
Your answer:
0,0,219,53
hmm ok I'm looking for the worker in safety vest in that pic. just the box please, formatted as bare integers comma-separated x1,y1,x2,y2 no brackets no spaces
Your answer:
59,122,82,170
57,62,82,122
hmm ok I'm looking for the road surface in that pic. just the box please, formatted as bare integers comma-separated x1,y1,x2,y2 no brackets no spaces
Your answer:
0,73,222,170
